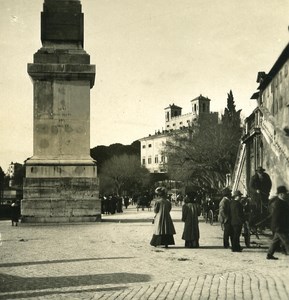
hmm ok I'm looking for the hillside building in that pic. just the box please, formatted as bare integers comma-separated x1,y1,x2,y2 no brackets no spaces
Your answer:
140,95,218,174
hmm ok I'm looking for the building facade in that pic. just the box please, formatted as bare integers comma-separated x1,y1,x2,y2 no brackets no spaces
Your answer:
232,42,289,196
140,95,218,174
6,162,15,178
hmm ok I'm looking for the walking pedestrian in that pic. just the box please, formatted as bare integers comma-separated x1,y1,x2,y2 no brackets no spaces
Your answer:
124,196,130,209
116,195,123,213
150,187,176,248
181,191,201,248
218,187,233,248
230,190,245,252
267,185,289,260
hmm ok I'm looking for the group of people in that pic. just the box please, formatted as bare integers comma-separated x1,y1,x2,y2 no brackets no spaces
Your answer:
100,194,126,214
150,166,289,260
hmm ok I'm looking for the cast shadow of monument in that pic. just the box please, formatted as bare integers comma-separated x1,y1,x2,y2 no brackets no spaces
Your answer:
0,272,151,297
0,257,134,268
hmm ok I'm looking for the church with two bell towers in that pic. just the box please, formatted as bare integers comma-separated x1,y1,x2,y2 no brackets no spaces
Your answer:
139,95,219,174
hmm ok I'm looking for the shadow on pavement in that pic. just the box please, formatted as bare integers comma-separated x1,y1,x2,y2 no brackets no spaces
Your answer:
0,257,134,268
0,272,151,293
198,246,228,249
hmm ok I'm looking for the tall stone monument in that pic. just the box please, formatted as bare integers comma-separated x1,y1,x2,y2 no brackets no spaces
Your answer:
21,0,100,222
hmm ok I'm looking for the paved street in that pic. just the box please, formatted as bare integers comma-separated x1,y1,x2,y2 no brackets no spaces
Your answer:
0,205,289,299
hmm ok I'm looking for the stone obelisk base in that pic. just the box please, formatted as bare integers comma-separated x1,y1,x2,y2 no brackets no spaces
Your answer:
21,160,100,223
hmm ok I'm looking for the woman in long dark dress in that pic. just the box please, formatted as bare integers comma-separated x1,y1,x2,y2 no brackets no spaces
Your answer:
150,187,176,248
181,192,201,248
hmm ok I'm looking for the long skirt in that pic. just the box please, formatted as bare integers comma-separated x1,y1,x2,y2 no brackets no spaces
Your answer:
150,234,175,247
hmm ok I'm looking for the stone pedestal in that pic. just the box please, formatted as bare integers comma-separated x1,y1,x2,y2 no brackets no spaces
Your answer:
21,0,100,223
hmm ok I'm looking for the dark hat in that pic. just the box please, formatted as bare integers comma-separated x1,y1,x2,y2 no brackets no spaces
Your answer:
256,166,265,172
277,185,288,194
222,187,231,196
232,190,242,197
186,190,197,198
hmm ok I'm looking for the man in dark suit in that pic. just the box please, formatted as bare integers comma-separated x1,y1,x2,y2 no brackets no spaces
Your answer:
230,190,245,252
267,185,289,260
249,166,272,213
218,187,232,248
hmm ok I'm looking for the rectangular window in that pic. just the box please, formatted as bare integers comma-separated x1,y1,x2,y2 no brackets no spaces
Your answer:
166,112,170,121
142,158,145,165
155,156,158,163
148,157,152,164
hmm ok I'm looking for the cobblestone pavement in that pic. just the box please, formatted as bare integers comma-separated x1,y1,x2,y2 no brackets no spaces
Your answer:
0,206,289,299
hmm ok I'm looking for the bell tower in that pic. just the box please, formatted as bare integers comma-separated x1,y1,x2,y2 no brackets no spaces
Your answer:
191,94,211,115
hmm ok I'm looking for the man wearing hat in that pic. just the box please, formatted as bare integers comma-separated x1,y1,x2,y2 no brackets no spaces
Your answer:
230,190,245,252
249,166,272,213
218,187,233,248
267,185,289,260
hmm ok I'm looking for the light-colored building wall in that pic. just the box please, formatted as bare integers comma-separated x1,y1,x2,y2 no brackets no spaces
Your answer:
140,95,217,174
140,134,167,173
262,59,289,131
233,43,289,197
7,162,15,177
165,113,197,131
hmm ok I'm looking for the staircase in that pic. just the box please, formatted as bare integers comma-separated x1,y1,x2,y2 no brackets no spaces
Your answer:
231,106,289,195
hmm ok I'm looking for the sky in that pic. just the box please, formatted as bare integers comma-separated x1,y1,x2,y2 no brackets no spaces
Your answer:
0,0,288,172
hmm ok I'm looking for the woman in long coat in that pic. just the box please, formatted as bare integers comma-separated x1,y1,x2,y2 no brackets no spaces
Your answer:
150,187,176,248
181,192,201,248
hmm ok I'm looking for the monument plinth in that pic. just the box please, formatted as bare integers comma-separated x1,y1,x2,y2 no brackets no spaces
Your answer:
21,0,100,222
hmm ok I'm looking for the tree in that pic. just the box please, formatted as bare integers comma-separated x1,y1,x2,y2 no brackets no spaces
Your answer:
222,90,241,128
165,91,242,192
90,140,140,173
12,163,25,187
221,90,242,172
165,118,229,191
99,154,150,195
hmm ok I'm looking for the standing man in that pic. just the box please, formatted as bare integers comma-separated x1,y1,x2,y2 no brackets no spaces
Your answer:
267,185,289,260
218,187,232,248
249,166,272,213
230,190,245,252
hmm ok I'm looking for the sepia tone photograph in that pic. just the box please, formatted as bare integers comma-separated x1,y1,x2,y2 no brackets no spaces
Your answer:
0,0,289,299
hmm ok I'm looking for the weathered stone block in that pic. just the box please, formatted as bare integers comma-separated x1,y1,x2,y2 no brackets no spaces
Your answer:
23,0,99,223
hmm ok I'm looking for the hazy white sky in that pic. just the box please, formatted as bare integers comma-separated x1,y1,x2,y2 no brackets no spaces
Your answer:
0,0,288,171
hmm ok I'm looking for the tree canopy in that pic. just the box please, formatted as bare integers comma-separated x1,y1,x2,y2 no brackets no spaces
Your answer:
90,140,140,173
99,154,150,195
165,91,242,193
